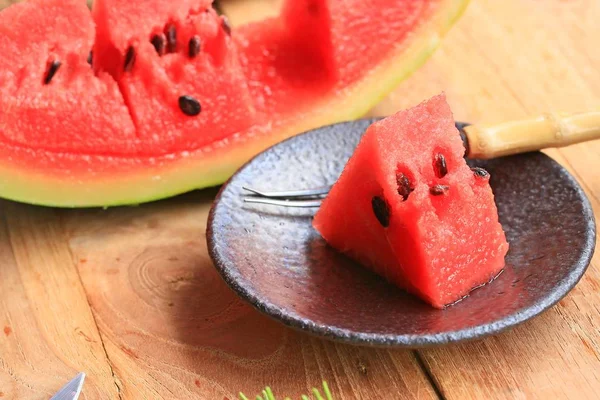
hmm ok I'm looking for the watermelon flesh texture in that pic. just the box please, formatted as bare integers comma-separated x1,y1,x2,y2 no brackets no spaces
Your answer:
92,2,257,154
0,0,136,154
92,0,212,78
312,94,509,308
0,0,469,206
236,0,444,124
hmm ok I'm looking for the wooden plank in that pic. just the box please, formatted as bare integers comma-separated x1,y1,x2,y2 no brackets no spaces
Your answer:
368,0,600,398
62,191,436,399
0,202,119,399
220,0,281,24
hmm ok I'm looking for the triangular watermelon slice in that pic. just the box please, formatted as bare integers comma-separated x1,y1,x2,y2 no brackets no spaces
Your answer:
0,0,469,207
313,94,509,308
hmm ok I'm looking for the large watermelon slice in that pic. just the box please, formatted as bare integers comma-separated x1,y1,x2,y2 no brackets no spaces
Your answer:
0,0,469,207
312,94,509,308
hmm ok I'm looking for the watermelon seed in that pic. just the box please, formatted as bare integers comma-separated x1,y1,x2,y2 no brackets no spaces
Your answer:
434,153,448,178
472,167,490,179
166,24,177,53
396,173,414,201
179,95,202,116
151,34,166,56
371,196,390,228
43,60,61,84
189,36,201,58
124,46,136,72
430,185,450,196
221,16,232,36
87,51,93,65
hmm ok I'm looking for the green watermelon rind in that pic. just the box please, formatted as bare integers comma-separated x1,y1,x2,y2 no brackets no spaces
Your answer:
0,0,469,207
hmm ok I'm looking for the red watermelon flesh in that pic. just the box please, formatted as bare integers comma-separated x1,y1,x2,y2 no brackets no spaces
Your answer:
279,0,335,79
236,0,441,121
0,0,135,154
92,2,256,154
92,0,211,78
312,94,509,308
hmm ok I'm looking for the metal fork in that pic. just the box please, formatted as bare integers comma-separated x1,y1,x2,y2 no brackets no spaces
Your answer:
242,185,330,208
241,109,600,208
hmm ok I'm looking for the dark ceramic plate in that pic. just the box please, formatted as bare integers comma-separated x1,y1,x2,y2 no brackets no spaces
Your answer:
207,119,596,347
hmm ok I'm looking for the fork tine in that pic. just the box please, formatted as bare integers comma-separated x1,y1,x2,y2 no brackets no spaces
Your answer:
242,186,330,199
243,197,322,208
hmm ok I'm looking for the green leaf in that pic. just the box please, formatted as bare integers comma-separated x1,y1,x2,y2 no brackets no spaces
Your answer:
239,380,334,400
312,388,324,400
322,382,333,400
265,387,275,400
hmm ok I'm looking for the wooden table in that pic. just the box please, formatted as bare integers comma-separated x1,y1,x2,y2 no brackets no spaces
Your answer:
1,0,599,399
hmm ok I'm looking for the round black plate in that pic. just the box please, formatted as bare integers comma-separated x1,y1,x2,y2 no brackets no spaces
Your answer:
207,119,596,347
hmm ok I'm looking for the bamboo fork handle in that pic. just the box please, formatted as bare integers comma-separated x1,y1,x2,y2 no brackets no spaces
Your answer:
463,111,600,159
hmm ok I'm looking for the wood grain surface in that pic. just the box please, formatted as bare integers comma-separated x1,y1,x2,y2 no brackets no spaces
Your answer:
0,0,599,399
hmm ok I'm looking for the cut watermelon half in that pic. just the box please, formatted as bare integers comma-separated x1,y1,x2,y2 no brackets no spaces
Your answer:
312,94,509,308
0,0,469,207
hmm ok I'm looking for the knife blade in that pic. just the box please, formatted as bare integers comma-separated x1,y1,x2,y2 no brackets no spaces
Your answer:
50,372,85,400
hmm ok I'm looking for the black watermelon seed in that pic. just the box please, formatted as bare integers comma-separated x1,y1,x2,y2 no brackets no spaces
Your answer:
151,34,166,56
472,167,490,179
434,153,448,178
430,185,450,196
178,95,201,116
188,36,201,58
87,51,93,65
221,16,231,36
123,46,136,72
43,60,61,85
371,196,391,228
396,173,414,201
166,24,177,53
